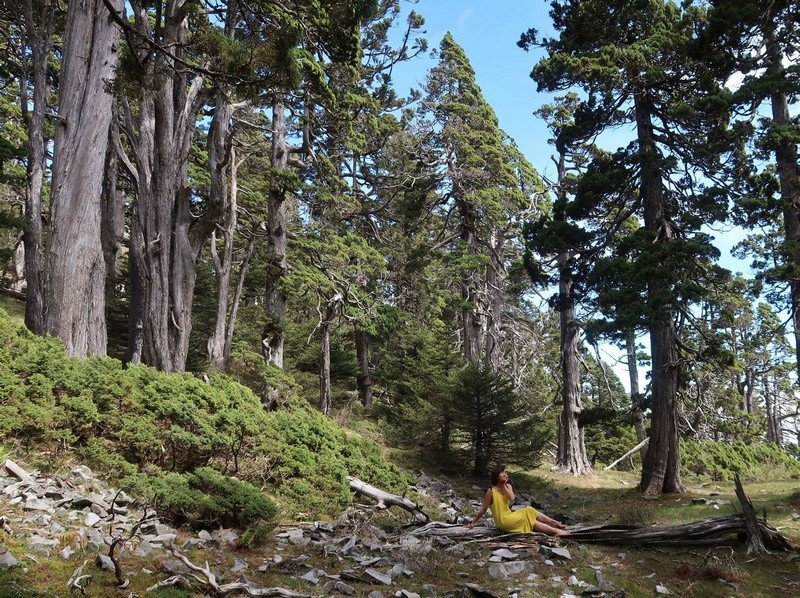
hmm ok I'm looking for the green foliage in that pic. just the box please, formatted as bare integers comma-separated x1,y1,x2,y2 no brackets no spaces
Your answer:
125,467,276,528
681,440,800,481
0,308,407,522
446,363,550,476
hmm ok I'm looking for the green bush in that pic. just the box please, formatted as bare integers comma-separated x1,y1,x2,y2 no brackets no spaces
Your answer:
0,308,408,523
681,439,800,481
126,467,276,528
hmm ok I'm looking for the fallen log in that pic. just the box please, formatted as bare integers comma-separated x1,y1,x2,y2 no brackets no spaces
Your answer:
165,545,308,597
604,438,649,471
348,475,428,522
411,515,793,551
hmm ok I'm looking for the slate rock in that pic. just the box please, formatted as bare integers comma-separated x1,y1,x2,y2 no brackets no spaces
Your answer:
540,545,571,560
394,591,420,598
364,567,393,585
488,560,534,580
490,548,519,561
655,584,671,595
94,554,116,571
162,558,192,576
60,546,75,559
85,512,102,527
70,466,94,481
335,581,356,595
301,569,322,584
0,548,19,568
231,557,249,574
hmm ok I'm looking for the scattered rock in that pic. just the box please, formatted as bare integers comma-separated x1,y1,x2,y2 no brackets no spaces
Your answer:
0,547,19,568
488,560,534,579
231,556,249,573
655,584,671,595
84,512,102,527
335,580,356,595
59,546,75,559
69,466,94,482
94,554,115,571
364,567,393,585
540,545,571,561
489,548,519,561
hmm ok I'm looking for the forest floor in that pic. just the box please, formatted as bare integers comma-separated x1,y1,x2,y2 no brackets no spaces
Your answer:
1,451,798,598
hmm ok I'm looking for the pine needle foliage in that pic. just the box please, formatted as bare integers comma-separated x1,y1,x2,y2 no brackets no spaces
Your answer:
447,363,549,476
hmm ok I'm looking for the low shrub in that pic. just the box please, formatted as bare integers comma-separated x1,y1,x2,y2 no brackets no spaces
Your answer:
125,467,276,528
681,439,800,481
0,308,408,523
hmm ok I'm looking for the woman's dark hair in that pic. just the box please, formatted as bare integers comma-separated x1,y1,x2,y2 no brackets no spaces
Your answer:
490,465,506,486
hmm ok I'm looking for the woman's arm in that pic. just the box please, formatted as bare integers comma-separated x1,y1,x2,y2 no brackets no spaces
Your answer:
501,482,516,502
466,489,493,528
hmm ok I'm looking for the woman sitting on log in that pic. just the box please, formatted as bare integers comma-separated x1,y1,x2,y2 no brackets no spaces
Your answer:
467,466,569,537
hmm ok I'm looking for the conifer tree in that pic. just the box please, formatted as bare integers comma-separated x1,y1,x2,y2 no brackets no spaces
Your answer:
419,32,544,368
522,0,731,494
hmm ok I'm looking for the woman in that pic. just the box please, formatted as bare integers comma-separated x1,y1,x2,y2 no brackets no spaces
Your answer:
466,466,569,537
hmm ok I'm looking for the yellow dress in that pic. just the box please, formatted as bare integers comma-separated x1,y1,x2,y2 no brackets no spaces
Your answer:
490,487,540,533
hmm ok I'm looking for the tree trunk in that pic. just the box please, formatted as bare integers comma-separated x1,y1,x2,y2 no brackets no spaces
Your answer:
262,95,290,368
766,30,800,380
556,255,591,475
45,0,123,357
21,0,53,335
206,99,235,371
320,318,332,416
119,0,212,372
626,330,648,461
355,329,373,407
635,93,684,496
485,228,505,371
101,119,125,301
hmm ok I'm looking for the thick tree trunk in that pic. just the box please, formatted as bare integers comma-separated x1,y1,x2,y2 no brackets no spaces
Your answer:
120,0,212,372
262,95,290,369
458,199,484,364
626,331,648,461
766,32,800,380
45,0,123,357
101,120,125,301
556,256,591,475
20,0,52,335
635,93,684,496
355,329,373,407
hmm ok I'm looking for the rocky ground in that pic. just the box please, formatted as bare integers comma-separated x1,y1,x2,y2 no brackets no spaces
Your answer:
0,459,671,597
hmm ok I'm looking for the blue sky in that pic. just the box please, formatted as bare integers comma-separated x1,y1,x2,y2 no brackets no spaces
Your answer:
391,0,558,177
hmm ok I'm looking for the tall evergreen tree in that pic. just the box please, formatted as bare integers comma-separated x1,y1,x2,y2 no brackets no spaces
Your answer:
523,0,731,494
419,32,544,368
704,0,800,379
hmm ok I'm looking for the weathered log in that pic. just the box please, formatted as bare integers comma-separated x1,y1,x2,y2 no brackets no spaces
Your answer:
166,545,308,597
732,473,790,553
348,476,428,522
604,438,649,470
411,515,794,551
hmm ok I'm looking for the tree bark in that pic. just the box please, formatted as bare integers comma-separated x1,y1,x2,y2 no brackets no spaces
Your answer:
101,118,125,302
556,254,591,475
207,100,235,371
119,0,214,372
320,318,332,416
626,331,648,461
636,93,684,495
485,228,505,371
20,0,52,336
262,95,290,369
355,329,373,407
45,0,123,357
766,28,800,380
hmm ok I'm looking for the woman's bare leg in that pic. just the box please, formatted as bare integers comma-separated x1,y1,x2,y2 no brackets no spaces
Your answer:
533,521,570,537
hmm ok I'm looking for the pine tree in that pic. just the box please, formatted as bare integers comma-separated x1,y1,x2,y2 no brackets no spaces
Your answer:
523,0,731,494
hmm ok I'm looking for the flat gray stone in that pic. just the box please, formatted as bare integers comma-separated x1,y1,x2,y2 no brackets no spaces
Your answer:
0,548,19,568
364,567,392,585
94,554,115,571
334,581,356,595
540,545,571,560
231,557,249,573
60,546,75,559
301,569,322,584
85,512,102,527
488,560,533,579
